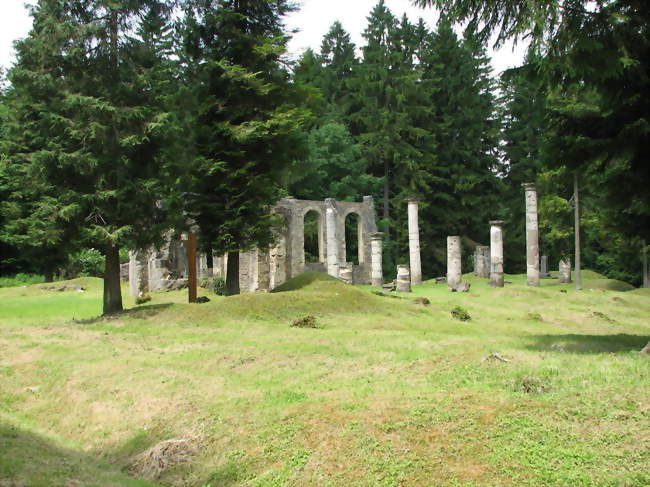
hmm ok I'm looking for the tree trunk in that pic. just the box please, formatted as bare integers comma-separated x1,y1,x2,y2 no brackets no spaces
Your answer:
103,244,123,315
226,251,240,295
44,269,54,283
574,171,582,290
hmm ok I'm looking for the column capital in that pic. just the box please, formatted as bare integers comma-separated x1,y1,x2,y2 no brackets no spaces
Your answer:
521,182,536,191
370,232,384,240
489,220,505,227
406,197,419,204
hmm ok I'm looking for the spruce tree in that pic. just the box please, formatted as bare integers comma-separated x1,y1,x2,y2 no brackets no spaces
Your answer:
2,0,177,313
350,1,435,272
178,0,309,291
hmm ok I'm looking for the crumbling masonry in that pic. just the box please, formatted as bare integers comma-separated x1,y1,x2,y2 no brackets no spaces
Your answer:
129,196,381,296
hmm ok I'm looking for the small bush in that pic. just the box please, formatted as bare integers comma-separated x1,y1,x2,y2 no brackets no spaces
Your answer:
517,375,549,394
135,294,152,305
69,248,104,277
451,305,471,321
201,277,226,296
291,315,319,329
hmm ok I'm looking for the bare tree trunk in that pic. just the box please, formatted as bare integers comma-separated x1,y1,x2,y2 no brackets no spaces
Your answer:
226,251,240,295
187,231,198,303
103,244,123,315
574,171,582,290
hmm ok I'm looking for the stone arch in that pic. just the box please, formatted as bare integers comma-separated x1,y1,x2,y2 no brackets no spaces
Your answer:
303,208,324,264
343,211,363,265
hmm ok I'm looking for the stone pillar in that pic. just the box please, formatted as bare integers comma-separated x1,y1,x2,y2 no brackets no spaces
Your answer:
489,220,505,287
198,253,209,280
257,249,271,292
474,245,490,278
370,232,384,287
540,255,550,278
523,183,540,286
129,249,149,298
559,258,572,283
407,198,422,285
325,198,339,278
270,233,287,289
239,251,253,292
447,236,462,290
396,265,411,292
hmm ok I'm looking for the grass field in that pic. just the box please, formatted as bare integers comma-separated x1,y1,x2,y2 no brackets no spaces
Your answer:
0,271,648,486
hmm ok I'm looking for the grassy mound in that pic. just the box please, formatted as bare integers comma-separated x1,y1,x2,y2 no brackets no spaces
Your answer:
270,271,339,292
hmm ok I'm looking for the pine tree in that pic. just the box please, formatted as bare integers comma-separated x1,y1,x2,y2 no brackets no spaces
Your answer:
2,0,177,313
413,18,500,273
319,21,358,119
177,0,309,291
350,1,435,272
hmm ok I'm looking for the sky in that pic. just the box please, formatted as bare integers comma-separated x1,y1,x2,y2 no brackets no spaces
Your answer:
0,0,526,76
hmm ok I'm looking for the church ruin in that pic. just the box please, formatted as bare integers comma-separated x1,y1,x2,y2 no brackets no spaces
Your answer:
128,196,382,296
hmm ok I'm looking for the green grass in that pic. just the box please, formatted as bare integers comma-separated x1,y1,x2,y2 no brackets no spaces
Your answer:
0,271,648,486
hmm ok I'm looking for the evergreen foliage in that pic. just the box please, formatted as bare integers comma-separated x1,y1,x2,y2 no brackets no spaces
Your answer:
1,0,177,312
177,0,309,261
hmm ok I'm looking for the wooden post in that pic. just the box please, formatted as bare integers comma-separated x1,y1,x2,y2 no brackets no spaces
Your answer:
574,171,582,291
188,231,198,303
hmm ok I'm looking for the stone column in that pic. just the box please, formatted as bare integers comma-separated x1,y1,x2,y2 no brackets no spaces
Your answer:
474,246,490,278
129,249,149,298
489,220,505,287
559,258,572,283
407,198,422,285
198,253,209,280
396,265,411,292
523,183,540,286
370,232,384,287
325,198,339,278
239,251,253,292
447,236,462,290
257,249,271,292
540,255,549,278
270,233,287,289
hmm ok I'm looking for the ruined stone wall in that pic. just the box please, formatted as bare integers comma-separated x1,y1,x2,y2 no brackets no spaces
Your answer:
128,196,380,294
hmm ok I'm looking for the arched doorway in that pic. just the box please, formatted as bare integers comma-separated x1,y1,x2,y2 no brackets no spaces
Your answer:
304,210,322,264
344,212,362,265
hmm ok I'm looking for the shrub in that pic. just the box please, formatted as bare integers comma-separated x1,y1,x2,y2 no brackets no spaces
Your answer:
451,305,471,321
135,294,152,305
291,315,319,328
201,277,226,296
69,248,104,277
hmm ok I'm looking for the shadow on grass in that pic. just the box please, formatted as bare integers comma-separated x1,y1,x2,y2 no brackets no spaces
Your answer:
526,333,650,354
0,421,156,486
73,303,175,325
